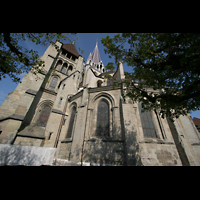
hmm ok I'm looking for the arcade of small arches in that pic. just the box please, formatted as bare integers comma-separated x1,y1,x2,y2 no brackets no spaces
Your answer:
55,60,74,76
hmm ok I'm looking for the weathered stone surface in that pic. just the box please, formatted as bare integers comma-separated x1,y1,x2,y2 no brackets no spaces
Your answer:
0,41,200,166
17,124,45,139
0,144,56,166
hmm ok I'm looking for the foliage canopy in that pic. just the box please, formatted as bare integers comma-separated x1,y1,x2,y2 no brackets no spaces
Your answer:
101,33,200,119
0,33,83,83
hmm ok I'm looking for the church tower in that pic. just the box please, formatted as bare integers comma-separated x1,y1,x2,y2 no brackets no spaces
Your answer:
1,40,200,166
85,41,105,73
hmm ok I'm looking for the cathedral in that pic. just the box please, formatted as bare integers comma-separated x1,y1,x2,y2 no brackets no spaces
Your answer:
0,40,200,166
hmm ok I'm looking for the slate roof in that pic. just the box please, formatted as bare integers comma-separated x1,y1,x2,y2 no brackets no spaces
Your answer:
91,42,101,63
193,117,200,129
62,43,79,57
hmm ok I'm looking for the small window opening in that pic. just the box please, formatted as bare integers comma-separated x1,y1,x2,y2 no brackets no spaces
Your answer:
67,53,72,59
59,97,63,105
48,132,53,140
62,84,65,90
97,80,102,87
73,75,75,79
62,50,67,56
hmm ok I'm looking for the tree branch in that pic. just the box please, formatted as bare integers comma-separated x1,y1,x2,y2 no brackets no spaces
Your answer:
3,33,31,66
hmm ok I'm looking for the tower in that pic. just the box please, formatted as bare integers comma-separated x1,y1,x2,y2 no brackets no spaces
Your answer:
85,40,105,74
0,40,200,166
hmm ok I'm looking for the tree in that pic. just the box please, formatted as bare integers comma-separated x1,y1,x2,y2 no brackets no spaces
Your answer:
0,33,83,83
101,33,200,120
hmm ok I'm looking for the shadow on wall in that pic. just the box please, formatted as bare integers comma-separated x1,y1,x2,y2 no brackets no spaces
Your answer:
82,125,143,166
82,99,143,166
123,121,143,166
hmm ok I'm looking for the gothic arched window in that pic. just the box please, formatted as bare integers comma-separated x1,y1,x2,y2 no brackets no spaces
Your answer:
97,80,102,87
61,63,68,74
49,77,58,90
36,106,51,127
96,100,110,137
66,106,77,138
67,65,73,76
139,104,157,138
56,60,62,70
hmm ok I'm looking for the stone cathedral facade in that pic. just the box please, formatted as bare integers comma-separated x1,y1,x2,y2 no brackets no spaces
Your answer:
1,40,200,166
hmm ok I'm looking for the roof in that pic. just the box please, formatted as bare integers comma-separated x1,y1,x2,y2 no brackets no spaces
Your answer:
62,43,79,57
91,42,101,63
193,117,200,128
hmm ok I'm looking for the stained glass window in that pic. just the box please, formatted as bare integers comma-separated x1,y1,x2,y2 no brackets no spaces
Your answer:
96,100,109,137
66,106,76,138
36,106,51,127
49,77,58,90
139,104,157,138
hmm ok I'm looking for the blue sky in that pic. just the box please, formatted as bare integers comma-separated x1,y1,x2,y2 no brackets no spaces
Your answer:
0,33,199,119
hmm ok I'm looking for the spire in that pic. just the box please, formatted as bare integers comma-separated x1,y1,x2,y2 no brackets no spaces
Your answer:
92,40,101,63
86,41,106,73
86,52,92,63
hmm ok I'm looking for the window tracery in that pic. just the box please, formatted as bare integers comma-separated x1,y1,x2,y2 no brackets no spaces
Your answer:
49,77,58,90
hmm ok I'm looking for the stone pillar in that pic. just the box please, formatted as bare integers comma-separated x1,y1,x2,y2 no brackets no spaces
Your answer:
112,106,121,140
69,88,88,162
69,105,87,162
174,118,200,165
120,100,143,166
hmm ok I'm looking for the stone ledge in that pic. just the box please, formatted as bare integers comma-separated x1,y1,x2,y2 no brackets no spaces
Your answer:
85,137,124,143
61,138,72,143
41,88,57,96
25,89,37,96
0,114,25,122
51,108,62,115
102,139,124,143
191,142,200,146
88,85,121,93
17,124,46,139
139,138,174,145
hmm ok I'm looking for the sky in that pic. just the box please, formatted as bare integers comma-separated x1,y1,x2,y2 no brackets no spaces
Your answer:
0,33,200,119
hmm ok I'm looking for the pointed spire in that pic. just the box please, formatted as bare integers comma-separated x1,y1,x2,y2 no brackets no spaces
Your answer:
86,52,92,64
86,41,105,73
92,40,101,63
